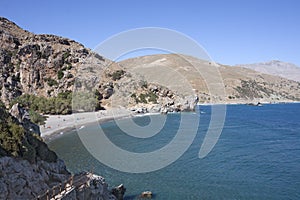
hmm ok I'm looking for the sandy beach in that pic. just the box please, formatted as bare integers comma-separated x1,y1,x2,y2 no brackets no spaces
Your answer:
40,108,134,139
41,101,300,140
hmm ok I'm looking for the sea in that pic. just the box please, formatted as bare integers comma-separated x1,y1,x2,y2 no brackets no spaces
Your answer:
48,103,300,200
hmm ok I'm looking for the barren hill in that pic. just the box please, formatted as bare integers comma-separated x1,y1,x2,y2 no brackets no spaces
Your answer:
119,54,300,104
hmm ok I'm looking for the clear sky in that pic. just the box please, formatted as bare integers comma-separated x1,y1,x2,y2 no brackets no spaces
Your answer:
1,0,299,66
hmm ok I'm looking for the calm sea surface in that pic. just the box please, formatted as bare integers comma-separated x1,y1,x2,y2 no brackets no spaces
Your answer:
48,104,300,199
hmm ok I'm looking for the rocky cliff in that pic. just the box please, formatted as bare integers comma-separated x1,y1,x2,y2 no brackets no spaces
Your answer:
0,102,70,198
0,101,121,199
0,16,110,107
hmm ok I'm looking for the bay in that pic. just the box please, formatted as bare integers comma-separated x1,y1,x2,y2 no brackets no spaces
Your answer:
48,103,300,199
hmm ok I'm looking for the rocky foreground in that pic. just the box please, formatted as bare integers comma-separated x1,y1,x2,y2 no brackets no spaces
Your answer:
0,101,125,199
0,156,127,200
0,109,129,200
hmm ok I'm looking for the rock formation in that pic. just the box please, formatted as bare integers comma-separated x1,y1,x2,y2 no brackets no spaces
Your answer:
0,17,108,106
0,156,70,199
111,184,126,200
0,100,122,200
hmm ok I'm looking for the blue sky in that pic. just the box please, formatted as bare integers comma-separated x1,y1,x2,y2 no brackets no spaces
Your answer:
1,0,299,66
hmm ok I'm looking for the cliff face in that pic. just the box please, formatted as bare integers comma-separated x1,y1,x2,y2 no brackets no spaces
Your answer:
0,157,119,200
0,156,70,199
0,102,71,199
0,17,108,106
0,93,119,200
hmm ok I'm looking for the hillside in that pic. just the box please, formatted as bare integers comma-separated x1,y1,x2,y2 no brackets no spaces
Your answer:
0,17,197,115
0,17,110,106
237,60,300,82
119,54,300,104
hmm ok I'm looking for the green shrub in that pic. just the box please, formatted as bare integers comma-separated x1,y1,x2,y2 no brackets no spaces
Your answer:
0,104,58,163
29,110,47,125
57,69,64,79
66,64,72,70
46,78,58,87
111,70,125,81
63,51,70,60
147,91,158,103
139,93,147,104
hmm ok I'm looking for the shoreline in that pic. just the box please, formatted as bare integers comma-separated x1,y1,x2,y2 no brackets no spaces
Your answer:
40,108,136,141
41,101,300,141
198,100,300,106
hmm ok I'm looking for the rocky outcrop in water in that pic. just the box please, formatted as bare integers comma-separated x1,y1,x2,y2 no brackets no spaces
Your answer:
62,173,120,200
111,184,126,200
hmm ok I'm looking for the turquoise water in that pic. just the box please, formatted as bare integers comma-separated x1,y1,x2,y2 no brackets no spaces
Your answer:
48,104,300,199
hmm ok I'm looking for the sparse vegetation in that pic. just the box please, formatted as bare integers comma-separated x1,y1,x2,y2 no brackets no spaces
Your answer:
62,51,70,60
0,101,57,162
72,91,103,112
147,91,158,103
139,93,147,103
141,80,148,88
234,80,274,99
57,69,64,79
11,90,104,118
110,70,125,81
131,91,158,104
131,93,138,103
45,78,58,87
10,92,72,115
66,64,72,70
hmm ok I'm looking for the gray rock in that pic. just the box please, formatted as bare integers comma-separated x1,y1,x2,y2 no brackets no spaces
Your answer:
0,181,8,199
111,184,126,200
0,156,71,199
148,104,161,113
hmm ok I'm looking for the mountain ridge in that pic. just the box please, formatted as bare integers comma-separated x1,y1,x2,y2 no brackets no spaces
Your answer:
236,60,300,82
